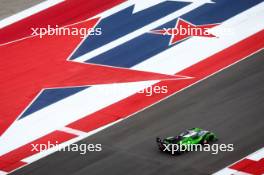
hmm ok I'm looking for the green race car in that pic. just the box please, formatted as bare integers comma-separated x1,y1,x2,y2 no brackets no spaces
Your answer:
156,128,217,154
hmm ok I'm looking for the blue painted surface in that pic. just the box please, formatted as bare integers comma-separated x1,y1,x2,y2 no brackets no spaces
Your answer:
70,1,189,60
85,0,262,67
19,87,88,119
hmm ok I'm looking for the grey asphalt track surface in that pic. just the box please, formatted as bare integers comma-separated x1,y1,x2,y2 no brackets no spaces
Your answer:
11,50,264,175
0,0,44,20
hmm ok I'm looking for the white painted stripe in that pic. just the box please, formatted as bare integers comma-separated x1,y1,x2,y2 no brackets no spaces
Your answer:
74,0,214,62
1,2,263,158
213,168,238,175
234,172,252,175
213,147,264,175
60,127,87,136
0,170,7,175
247,147,264,161
0,0,64,29
214,168,252,175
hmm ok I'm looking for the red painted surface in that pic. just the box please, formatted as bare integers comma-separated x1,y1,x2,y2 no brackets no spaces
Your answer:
230,158,264,175
0,130,76,172
0,0,125,45
0,17,178,136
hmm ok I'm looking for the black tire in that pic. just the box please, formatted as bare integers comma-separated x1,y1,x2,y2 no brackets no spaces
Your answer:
202,134,212,144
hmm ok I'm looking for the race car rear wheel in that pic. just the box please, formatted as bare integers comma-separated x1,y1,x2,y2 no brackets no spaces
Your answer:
203,134,213,144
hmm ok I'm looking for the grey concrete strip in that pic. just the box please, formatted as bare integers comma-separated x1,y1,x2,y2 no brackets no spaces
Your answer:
0,0,44,20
